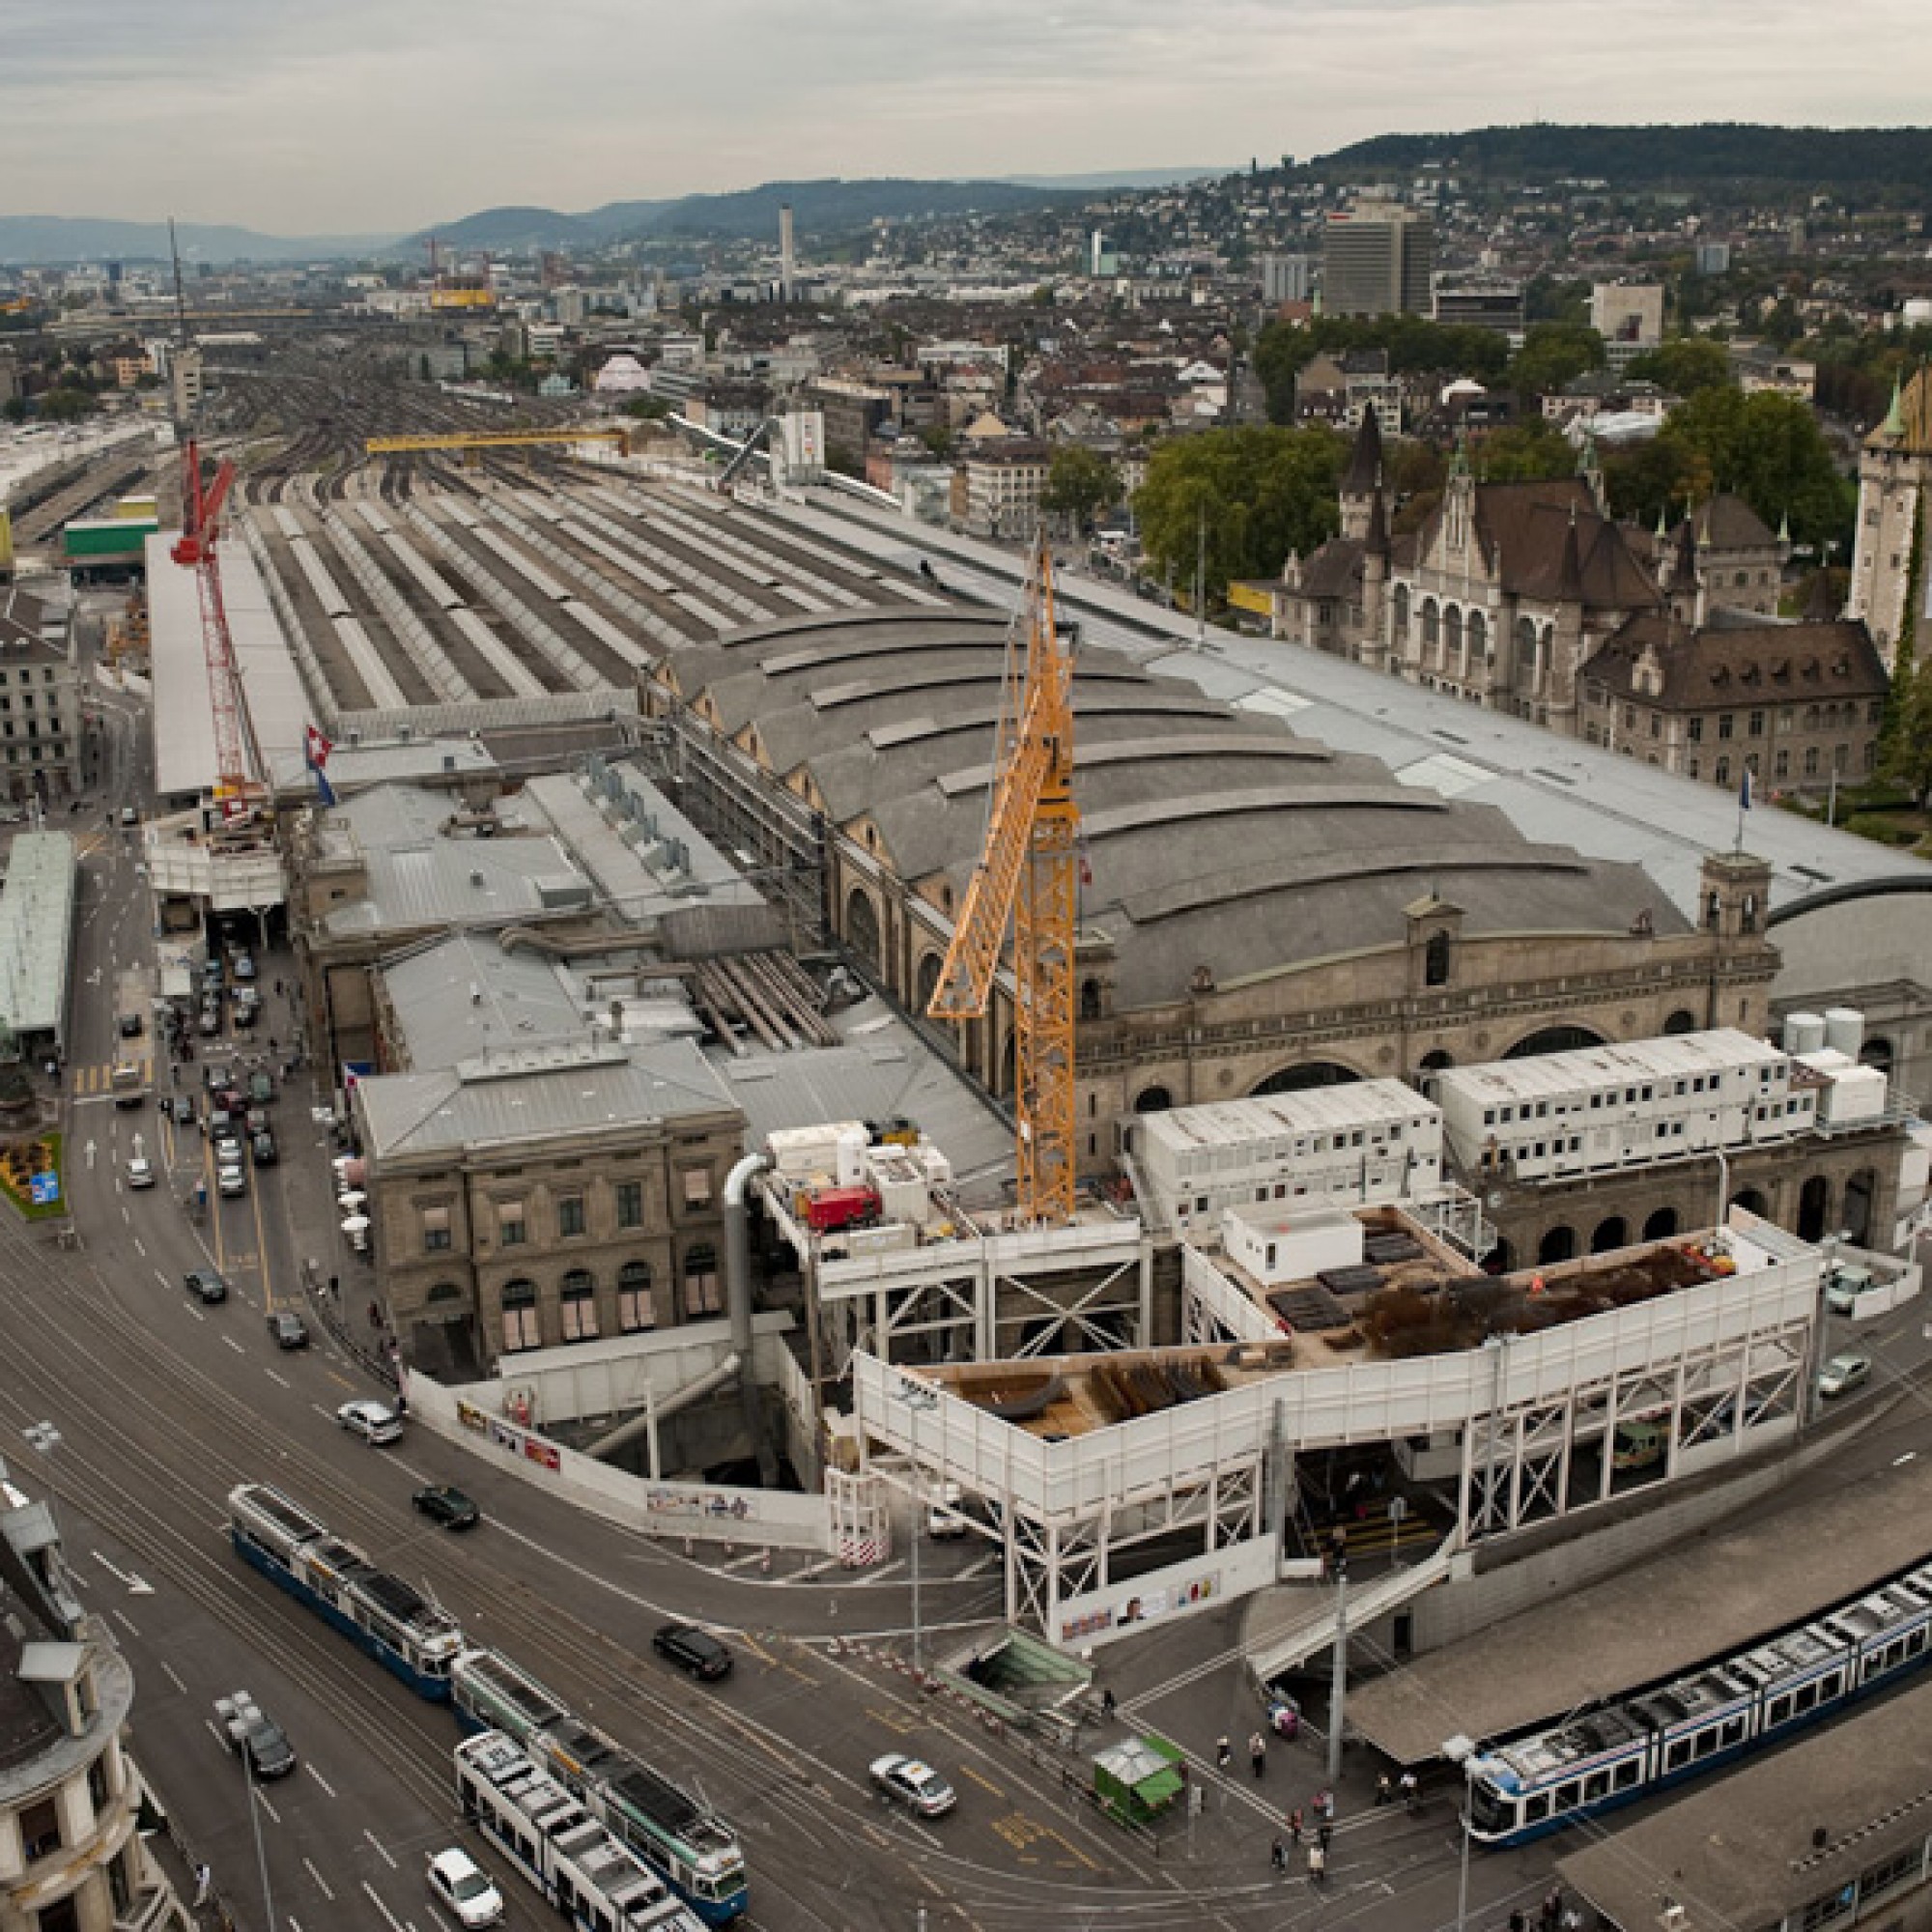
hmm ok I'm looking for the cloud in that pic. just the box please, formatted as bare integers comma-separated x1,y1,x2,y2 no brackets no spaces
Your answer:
0,0,1926,231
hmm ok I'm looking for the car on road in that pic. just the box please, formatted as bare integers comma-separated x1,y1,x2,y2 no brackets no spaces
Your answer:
232,952,256,981
214,1692,297,1780
184,1267,228,1305
412,1484,481,1531
170,1094,196,1124
232,1002,258,1031
266,1311,308,1350
248,1071,274,1106
120,806,140,829
426,1847,504,1928
337,1399,404,1445
1818,1353,1872,1398
250,1130,277,1166
868,1753,956,1817
197,1008,222,1037
653,1622,733,1682
126,1156,155,1190
118,1010,143,1037
926,1481,968,1539
216,1163,246,1198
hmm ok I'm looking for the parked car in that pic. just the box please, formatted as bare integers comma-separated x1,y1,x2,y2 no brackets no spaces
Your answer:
118,1010,143,1037
232,1002,259,1031
1818,1353,1872,1399
170,1094,196,1124
214,1692,297,1779
245,1107,270,1136
337,1400,404,1445
251,1130,277,1167
197,1008,222,1037
216,1163,246,1198
926,1481,968,1539
120,805,141,829
266,1311,308,1350
248,1070,274,1106
232,952,256,981
213,1130,242,1166
653,1623,733,1682
868,1754,956,1817
426,1848,504,1929
412,1484,481,1531
126,1156,155,1190
184,1267,228,1304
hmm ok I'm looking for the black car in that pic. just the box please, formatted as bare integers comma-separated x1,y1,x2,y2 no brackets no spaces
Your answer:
266,1310,307,1349
185,1267,228,1305
412,1484,481,1531
653,1622,732,1682
251,1130,277,1167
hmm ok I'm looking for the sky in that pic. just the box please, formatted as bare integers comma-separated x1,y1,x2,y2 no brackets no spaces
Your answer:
4,0,1931,235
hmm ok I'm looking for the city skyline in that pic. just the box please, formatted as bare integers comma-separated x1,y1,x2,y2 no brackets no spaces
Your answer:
3,0,1929,232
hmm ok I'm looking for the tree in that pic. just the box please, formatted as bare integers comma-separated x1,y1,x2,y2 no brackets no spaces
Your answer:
1507,323,1606,398
1880,500,1930,802
1624,337,1733,397
1040,446,1120,532
1654,386,1854,550
1132,425,1345,597
1470,418,1577,483
38,387,98,423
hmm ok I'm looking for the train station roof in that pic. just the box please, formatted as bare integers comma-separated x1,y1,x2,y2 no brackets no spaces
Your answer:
147,529,312,802
1348,1438,1932,1765
1559,1671,1932,1931
0,831,75,1045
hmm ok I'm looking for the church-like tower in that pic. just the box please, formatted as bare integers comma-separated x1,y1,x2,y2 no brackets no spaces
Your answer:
1847,367,1932,670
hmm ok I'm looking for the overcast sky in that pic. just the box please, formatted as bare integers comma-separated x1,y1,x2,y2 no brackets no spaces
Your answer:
5,0,1930,235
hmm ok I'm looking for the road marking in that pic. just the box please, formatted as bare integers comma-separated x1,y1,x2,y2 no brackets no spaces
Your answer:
161,1661,187,1695
958,1763,1005,1799
223,1335,245,1354
154,1269,168,1289
131,1237,145,1257
266,1368,291,1389
364,1830,398,1870
360,1882,408,1930
111,1607,140,1638
256,1790,282,1826
719,1549,768,1573
307,1764,338,1800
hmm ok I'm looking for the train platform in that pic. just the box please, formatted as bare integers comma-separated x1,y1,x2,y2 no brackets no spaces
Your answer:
1557,1670,1932,1930
1348,1432,1932,1765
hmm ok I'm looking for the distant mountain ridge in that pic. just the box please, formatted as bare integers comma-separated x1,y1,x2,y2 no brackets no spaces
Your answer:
407,176,1100,255
1316,121,1932,192
0,214,400,266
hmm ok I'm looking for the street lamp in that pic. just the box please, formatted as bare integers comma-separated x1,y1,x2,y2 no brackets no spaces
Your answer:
1442,1732,1477,1932
891,1378,940,1678
1711,1147,1731,1234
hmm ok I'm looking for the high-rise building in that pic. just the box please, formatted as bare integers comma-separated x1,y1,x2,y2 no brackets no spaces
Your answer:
1321,200,1434,317
1259,252,1312,305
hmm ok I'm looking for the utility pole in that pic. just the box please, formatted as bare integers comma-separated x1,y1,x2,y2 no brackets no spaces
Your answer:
1326,1566,1349,1786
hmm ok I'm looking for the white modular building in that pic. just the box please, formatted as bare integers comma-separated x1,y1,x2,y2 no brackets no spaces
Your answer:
1133,1081,1443,1232
1434,1028,1817,1182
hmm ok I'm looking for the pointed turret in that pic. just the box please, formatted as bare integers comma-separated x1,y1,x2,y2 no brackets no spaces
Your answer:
1557,503,1584,602
1881,371,1907,440
1342,406,1384,497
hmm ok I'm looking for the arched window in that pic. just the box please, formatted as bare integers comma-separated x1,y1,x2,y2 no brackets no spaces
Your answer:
1641,1207,1679,1241
683,1243,723,1319
915,952,944,1012
1080,977,1104,1021
1425,930,1451,986
1797,1175,1831,1243
1466,609,1488,668
1590,1216,1629,1254
1133,1086,1173,1114
1537,1225,1577,1265
1842,1169,1876,1245
1516,616,1539,689
1861,1037,1894,1074
500,1278,540,1353
1393,583,1410,639
844,887,881,968
1505,1025,1606,1060
1443,606,1464,672
560,1267,598,1343
1422,600,1440,657
617,1261,654,1333
1418,1049,1455,1072
1662,1009,1698,1035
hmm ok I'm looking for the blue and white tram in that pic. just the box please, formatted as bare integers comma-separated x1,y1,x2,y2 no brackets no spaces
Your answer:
227,1483,465,1701
452,1649,750,1924
1466,1554,1932,1845
456,1730,708,1932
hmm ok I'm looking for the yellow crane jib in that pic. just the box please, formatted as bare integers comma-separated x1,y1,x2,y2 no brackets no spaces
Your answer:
925,539,1080,1226
362,428,632,457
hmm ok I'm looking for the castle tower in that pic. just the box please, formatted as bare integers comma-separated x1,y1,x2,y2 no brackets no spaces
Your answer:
1847,366,1932,669
1338,407,1384,541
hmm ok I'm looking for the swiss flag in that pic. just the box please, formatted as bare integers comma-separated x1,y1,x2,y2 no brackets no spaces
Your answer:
304,724,333,769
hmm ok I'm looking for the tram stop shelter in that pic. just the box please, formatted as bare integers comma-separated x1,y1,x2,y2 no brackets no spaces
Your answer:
1094,1735,1185,1829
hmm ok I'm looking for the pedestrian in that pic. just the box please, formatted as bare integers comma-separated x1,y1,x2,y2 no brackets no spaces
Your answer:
1249,1731,1266,1778
1306,1842,1325,1885
1270,1836,1286,1876
1100,1686,1117,1720
1541,1888,1564,1931
1315,1786,1335,1823
368,1299,381,1329
193,1864,213,1907
1286,1806,1303,1845
1508,1911,1526,1932
1399,1769,1419,1812
1271,1698,1299,1741
1317,1821,1332,1853
1560,1908,1582,1932
1376,1772,1394,1806
1216,1736,1232,1773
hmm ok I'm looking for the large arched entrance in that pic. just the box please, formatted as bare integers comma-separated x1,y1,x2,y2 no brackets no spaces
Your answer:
1252,1061,1362,1096
1506,1025,1608,1060
1590,1216,1629,1254
1537,1225,1577,1265
1797,1175,1832,1243
1641,1207,1679,1242
844,887,882,970
1842,1170,1876,1246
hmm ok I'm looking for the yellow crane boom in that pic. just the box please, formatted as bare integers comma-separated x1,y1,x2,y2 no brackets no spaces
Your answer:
362,428,631,457
926,539,1079,1225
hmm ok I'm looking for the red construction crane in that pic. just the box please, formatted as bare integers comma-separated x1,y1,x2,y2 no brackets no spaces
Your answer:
170,440,261,812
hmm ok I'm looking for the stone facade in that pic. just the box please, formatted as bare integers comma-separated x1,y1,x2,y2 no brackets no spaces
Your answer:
1847,368,1932,670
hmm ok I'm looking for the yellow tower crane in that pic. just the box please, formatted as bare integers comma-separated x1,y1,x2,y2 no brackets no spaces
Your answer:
925,536,1080,1226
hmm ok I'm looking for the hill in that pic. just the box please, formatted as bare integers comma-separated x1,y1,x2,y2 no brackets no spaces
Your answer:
0,214,399,266
1316,122,1932,194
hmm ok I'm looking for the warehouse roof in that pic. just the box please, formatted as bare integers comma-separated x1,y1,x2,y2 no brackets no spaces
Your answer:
664,609,1685,1011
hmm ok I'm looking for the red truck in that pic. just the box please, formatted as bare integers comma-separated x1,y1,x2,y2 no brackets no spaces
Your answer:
804,1183,881,1233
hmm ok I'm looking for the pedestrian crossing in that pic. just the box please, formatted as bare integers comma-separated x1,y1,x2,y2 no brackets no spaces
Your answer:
71,1058,151,1095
